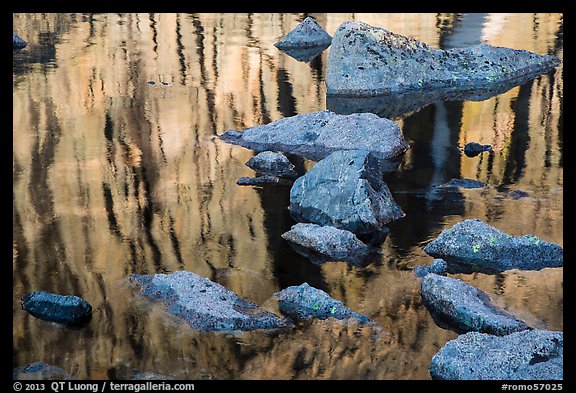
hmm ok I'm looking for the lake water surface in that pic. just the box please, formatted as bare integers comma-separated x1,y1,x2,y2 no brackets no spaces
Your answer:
13,13,563,380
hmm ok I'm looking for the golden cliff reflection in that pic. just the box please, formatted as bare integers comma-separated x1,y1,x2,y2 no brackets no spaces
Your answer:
13,13,562,380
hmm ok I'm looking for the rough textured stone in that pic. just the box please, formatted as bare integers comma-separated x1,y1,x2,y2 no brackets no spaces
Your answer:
326,21,560,97
274,282,371,323
508,189,529,200
289,150,405,235
423,219,563,273
421,273,530,335
131,271,291,332
462,142,493,157
21,291,92,326
246,151,298,178
220,110,410,164
13,33,28,48
436,178,486,189
236,176,292,186
430,330,563,380
414,259,448,278
275,17,332,49
13,362,74,380
281,223,375,266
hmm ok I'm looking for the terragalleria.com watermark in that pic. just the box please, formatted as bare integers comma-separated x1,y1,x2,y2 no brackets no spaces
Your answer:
12,381,195,393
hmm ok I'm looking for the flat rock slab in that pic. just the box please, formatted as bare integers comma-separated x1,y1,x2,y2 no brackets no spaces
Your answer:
246,151,298,178
414,259,447,278
281,223,374,267
274,282,371,323
219,110,410,163
289,149,405,235
436,178,486,189
236,176,292,186
21,291,92,326
13,362,74,380
275,17,332,49
423,219,563,273
131,271,291,332
430,329,563,380
13,33,28,48
421,273,530,335
326,21,560,97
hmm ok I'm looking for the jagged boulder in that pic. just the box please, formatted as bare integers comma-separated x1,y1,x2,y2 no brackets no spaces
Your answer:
21,291,92,326
275,17,332,49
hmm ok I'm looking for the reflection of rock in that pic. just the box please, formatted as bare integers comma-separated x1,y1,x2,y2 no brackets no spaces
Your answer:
13,33,28,48
281,223,376,267
326,20,560,97
219,110,409,163
246,151,298,178
13,362,74,380
462,142,493,157
131,271,292,332
414,259,447,278
430,330,563,380
289,150,405,235
435,178,486,189
421,273,530,335
423,219,563,273
22,291,92,326
275,283,371,323
278,44,330,62
236,176,292,186
275,17,332,49
508,189,529,200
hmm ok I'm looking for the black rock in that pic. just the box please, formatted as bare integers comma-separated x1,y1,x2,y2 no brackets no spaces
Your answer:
430,329,563,380
436,178,487,189
246,151,298,178
21,291,92,326
274,17,332,49
289,149,405,235
413,259,448,278
236,176,292,186
462,142,493,157
13,362,74,380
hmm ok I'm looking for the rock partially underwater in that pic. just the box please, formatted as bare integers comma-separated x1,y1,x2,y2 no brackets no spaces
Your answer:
21,291,92,326
275,17,332,49
462,142,493,157
423,219,563,273
413,259,448,278
236,176,292,186
326,21,560,97
429,329,563,380
246,151,298,178
131,271,291,332
435,178,486,189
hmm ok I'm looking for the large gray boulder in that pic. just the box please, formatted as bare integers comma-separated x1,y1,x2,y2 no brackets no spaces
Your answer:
430,330,563,380
131,271,291,332
289,149,405,235
421,273,530,335
423,219,563,273
219,110,410,164
275,17,332,49
326,21,560,97
274,282,371,323
281,223,375,267
21,291,92,326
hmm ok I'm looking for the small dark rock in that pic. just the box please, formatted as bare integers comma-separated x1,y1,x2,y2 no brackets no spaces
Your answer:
246,151,298,178
13,33,28,48
236,176,292,186
508,189,529,199
274,282,371,324
21,291,92,326
275,17,332,49
436,178,486,189
414,259,448,278
13,362,74,380
462,142,493,157
430,329,563,380
147,81,156,85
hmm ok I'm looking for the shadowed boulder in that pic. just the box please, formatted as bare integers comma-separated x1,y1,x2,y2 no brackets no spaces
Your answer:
21,291,92,326
289,149,405,235
275,17,332,49
131,271,292,332
421,273,530,335
430,330,563,380
423,219,563,273
326,21,560,97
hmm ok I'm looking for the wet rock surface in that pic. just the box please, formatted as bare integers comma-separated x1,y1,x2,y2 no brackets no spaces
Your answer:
423,219,563,273
289,149,405,235
21,291,92,326
246,151,298,178
219,110,410,163
430,329,563,380
131,271,292,332
236,176,292,186
462,142,493,157
326,21,560,97
274,282,371,323
281,223,375,267
13,362,74,380
421,273,531,335
436,178,487,189
414,259,448,278
275,17,332,49
13,33,28,48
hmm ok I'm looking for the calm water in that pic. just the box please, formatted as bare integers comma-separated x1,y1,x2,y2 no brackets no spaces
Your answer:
13,13,563,380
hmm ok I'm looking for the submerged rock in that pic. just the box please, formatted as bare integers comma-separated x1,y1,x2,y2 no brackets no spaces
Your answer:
13,33,28,48
281,223,375,267
508,189,530,200
246,151,298,178
430,329,563,380
275,17,332,49
289,149,405,235
326,21,560,97
219,110,410,164
274,282,371,323
21,291,92,326
423,219,563,273
13,362,74,380
131,271,291,332
414,259,448,278
421,273,530,335
236,176,292,186
462,142,493,157
436,178,486,189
